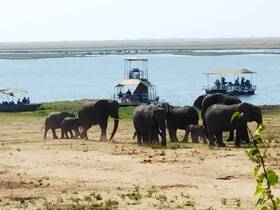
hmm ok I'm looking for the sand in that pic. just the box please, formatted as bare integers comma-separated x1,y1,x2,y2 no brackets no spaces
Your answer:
1,117,279,209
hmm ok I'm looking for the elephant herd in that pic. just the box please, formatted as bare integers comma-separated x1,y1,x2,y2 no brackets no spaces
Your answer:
43,100,119,141
43,93,262,148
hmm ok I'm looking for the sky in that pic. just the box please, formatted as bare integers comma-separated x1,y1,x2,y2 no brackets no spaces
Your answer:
0,0,279,42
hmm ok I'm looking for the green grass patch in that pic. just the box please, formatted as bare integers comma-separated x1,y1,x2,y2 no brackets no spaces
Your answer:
119,106,134,121
0,100,135,121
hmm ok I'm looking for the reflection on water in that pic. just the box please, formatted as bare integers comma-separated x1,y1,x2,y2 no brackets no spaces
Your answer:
0,54,279,106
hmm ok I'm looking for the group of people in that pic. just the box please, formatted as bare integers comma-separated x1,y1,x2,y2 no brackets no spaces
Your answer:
0,97,30,106
117,89,133,102
214,76,252,89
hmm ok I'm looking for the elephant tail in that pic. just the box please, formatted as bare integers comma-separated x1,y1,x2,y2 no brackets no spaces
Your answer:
132,132,136,140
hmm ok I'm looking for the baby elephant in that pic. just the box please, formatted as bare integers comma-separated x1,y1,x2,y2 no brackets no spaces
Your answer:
186,125,206,143
61,117,81,139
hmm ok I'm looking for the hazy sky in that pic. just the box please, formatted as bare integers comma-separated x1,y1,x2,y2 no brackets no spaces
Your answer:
0,0,279,42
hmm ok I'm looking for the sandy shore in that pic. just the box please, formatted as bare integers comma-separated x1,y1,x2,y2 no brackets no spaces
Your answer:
1,114,279,209
1,38,280,51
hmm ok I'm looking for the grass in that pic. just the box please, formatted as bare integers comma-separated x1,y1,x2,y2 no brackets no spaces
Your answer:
0,100,135,121
0,100,279,124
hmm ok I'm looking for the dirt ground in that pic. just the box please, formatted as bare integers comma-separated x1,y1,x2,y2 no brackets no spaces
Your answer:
0,117,280,210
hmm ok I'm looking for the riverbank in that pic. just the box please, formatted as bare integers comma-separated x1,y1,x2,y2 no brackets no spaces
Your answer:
0,38,280,59
0,101,280,209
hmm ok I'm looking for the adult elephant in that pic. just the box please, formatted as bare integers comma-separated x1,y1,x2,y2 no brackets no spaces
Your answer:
204,103,262,147
201,93,241,118
157,103,199,142
133,104,167,146
193,94,206,110
43,111,75,139
78,100,119,141
201,93,242,142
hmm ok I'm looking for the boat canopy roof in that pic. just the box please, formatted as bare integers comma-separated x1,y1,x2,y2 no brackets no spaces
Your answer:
115,79,153,88
205,68,256,75
0,88,28,96
125,56,148,61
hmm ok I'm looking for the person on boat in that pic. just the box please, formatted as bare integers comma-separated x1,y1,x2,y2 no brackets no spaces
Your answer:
17,98,21,105
234,77,240,86
22,97,27,104
27,97,30,104
221,76,226,85
241,77,245,86
245,80,252,88
118,90,123,99
215,79,221,89
126,89,132,96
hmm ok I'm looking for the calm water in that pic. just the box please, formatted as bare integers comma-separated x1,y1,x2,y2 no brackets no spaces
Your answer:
0,54,280,106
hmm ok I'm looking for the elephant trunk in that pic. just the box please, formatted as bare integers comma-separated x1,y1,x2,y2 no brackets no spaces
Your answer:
109,118,119,140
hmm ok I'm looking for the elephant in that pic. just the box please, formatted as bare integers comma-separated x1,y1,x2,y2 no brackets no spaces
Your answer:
133,104,167,146
200,93,242,142
201,93,241,118
193,94,206,110
78,99,119,141
157,102,199,143
61,117,80,139
204,102,262,147
43,111,75,139
186,124,206,143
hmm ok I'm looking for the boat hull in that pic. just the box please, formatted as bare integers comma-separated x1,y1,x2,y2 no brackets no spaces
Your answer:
0,103,42,112
205,89,255,96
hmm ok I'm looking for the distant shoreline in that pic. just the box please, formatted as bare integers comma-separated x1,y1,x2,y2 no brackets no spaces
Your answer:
0,38,280,59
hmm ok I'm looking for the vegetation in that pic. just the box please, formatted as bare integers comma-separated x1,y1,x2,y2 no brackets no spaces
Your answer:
0,100,135,121
232,112,280,210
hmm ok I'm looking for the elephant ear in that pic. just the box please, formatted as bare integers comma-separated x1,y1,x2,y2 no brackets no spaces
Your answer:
108,100,119,119
94,100,109,116
238,103,252,121
153,108,166,121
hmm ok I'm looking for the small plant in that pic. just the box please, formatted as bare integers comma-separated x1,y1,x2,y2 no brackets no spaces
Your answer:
146,186,158,198
232,112,280,210
221,198,227,205
126,185,142,203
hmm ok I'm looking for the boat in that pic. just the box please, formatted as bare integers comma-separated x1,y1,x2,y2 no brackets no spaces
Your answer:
113,57,158,106
0,88,41,112
203,68,257,96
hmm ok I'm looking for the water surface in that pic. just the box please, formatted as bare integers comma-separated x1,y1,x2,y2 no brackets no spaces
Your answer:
0,54,279,106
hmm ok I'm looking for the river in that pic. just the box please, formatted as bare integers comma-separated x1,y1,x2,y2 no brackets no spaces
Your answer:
0,54,279,106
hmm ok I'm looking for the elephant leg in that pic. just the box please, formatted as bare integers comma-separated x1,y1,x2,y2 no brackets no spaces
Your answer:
99,122,108,141
202,131,207,144
161,135,167,146
169,129,178,142
182,131,189,143
152,128,160,145
70,130,74,139
241,125,249,143
43,127,48,139
191,133,199,143
81,125,90,140
216,131,226,147
66,131,70,139
61,129,65,139
52,129,58,139
136,132,142,144
235,131,241,148
134,123,142,144
208,132,216,146
235,126,243,147
227,129,234,142
143,133,149,144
